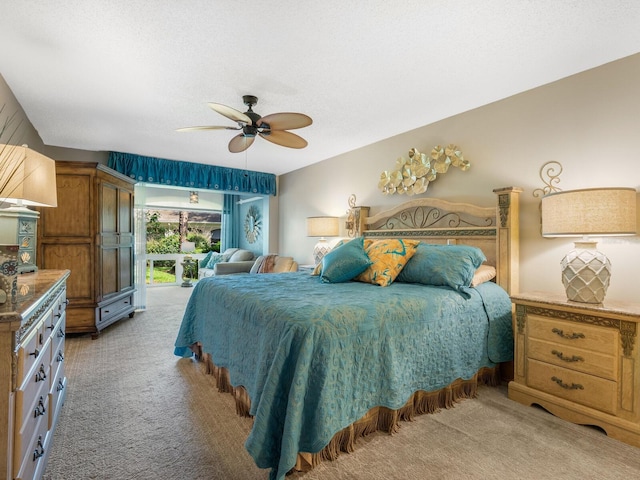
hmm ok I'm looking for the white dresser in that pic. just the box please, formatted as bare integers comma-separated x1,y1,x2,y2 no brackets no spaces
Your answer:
1,270,70,480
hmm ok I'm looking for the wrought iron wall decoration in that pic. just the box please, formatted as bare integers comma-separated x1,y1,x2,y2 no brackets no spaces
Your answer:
378,145,470,196
533,161,563,197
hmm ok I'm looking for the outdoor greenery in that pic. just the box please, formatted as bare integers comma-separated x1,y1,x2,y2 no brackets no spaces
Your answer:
145,211,219,255
145,210,220,284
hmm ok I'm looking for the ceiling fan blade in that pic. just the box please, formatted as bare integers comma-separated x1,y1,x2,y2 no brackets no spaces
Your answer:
229,134,255,153
259,130,308,149
176,125,241,132
208,102,252,124
257,112,312,130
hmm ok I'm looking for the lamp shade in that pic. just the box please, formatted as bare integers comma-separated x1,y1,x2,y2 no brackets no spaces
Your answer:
541,187,636,237
0,144,58,207
306,216,339,237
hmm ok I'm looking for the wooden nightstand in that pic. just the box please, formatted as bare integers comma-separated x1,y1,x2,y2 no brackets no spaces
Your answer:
509,292,640,448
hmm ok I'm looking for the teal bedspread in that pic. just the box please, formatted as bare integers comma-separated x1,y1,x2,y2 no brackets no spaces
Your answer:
174,271,513,480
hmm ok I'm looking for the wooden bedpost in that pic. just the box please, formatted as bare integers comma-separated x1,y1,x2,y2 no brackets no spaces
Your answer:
493,187,522,296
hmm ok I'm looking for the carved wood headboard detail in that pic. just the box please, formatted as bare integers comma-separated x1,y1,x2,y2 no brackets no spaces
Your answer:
355,187,521,295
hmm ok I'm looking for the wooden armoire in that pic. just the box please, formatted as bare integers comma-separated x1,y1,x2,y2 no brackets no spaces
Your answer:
38,162,136,336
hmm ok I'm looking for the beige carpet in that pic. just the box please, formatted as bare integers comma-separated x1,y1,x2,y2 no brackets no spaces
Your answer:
43,285,640,480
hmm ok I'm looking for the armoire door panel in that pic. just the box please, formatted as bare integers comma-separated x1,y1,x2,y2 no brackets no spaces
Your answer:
119,247,134,290
101,184,118,234
101,247,118,297
118,189,133,234
41,174,91,237
41,244,93,299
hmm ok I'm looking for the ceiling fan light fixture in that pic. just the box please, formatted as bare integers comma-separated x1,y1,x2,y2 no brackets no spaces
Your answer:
180,95,312,153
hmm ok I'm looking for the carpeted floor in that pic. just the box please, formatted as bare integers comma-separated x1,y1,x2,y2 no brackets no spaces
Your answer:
43,285,640,480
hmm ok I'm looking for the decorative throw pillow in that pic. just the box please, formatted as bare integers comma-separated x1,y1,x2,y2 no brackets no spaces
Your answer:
471,264,497,287
199,251,213,268
396,243,487,297
355,238,420,287
205,252,230,269
312,238,350,276
320,236,372,283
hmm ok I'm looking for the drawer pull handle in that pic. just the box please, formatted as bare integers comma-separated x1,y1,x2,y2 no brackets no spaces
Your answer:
56,350,64,362
551,328,585,340
33,436,45,461
551,376,584,390
57,379,65,392
551,350,584,363
47,324,55,330
35,364,47,382
57,329,65,338
29,348,40,358
55,313,62,319
34,396,46,418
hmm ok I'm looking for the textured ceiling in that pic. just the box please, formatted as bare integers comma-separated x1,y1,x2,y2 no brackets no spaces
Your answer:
1,1,640,176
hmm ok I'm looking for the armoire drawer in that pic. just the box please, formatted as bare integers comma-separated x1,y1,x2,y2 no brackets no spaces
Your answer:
97,293,134,324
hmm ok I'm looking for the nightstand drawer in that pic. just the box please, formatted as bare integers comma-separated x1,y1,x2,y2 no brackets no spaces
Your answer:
528,337,617,380
527,359,617,414
527,314,617,356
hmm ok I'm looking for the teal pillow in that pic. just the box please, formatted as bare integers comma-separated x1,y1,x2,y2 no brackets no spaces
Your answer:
199,251,213,268
396,243,486,298
320,236,372,283
205,252,230,269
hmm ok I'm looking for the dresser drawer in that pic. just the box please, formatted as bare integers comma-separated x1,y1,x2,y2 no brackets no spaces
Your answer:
527,359,617,414
14,428,49,480
527,314,617,356
16,318,48,387
15,361,49,430
528,337,617,381
49,366,66,430
50,314,66,363
14,393,49,476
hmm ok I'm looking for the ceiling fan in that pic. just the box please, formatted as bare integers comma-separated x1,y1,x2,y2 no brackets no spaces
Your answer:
177,95,312,153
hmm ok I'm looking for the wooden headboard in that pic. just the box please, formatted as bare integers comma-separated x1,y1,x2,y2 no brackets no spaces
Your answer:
354,187,521,295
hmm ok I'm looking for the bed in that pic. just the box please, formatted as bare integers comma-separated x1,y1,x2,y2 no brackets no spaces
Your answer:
174,187,521,480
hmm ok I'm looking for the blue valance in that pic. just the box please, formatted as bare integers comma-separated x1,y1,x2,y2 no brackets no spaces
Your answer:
108,152,277,196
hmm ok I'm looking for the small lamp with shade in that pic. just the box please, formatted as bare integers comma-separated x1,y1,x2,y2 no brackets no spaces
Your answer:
541,187,637,304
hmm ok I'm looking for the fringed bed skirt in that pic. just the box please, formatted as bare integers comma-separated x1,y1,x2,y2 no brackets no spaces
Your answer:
191,344,501,474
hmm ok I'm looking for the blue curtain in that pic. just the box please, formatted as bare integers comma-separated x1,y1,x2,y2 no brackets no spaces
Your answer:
108,151,276,196
222,194,240,251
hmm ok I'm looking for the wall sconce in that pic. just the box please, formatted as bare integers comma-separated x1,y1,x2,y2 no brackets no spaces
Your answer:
306,216,339,264
541,187,637,303
0,144,58,274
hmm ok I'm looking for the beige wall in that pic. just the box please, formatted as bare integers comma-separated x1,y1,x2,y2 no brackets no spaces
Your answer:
0,74,45,151
279,53,640,302
1,73,109,164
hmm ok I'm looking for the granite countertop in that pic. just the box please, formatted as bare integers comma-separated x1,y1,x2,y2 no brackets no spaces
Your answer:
0,269,70,323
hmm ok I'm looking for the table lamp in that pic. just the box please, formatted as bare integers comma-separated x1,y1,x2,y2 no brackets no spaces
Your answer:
0,144,58,273
306,216,339,264
541,187,637,303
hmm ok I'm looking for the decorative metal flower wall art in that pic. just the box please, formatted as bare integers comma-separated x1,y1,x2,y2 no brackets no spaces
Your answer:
379,145,470,196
